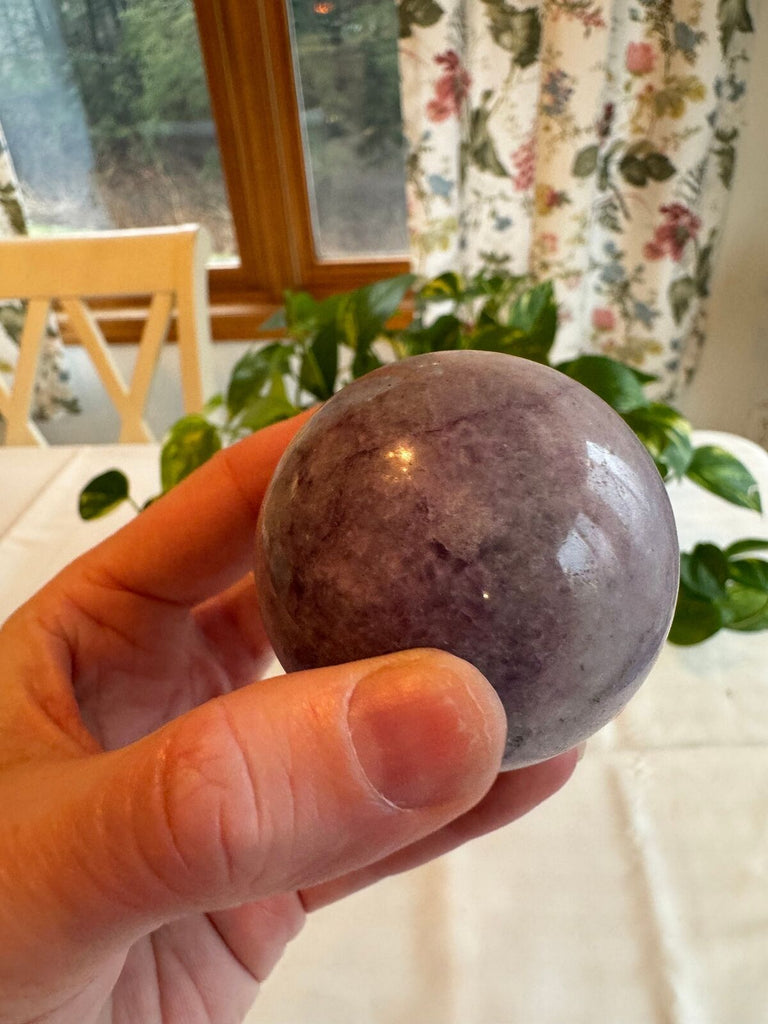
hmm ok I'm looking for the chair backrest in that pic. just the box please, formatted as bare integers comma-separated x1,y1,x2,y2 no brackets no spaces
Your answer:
0,224,214,444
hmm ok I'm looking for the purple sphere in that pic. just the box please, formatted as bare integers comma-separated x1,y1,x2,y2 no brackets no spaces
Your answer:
254,352,679,768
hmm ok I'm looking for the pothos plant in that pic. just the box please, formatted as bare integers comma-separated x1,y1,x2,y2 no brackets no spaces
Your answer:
79,269,768,647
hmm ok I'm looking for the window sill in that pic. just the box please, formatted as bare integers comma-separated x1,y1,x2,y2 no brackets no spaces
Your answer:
59,287,414,345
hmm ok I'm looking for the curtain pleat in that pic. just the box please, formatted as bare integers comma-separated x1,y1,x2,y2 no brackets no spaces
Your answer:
398,0,759,399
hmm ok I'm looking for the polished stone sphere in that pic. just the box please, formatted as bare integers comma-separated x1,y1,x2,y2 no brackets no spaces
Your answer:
254,351,679,768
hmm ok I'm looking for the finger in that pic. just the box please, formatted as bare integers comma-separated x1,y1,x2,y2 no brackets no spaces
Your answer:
207,892,307,987
301,748,578,910
180,752,577,986
70,409,315,608
193,573,277,690
2,649,506,1000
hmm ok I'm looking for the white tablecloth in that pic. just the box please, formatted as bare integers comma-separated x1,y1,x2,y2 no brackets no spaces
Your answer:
1,432,768,1024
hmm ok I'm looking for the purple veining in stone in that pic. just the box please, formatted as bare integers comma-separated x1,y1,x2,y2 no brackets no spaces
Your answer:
254,351,680,769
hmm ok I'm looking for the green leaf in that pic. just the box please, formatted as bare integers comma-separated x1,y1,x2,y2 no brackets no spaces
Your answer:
351,345,384,380
476,301,504,329
727,558,768,592
160,414,222,492
556,355,650,414
283,290,323,333
618,153,648,187
204,393,225,414
504,280,558,363
260,307,287,331
468,271,531,322
724,538,768,558
235,395,299,433
680,543,730,601
401,314,463,356
359,273,415,325
572,144,599,178
616,143,675,189
0,183,26,234
713,132,737,189
465,105,508,176
226,348,269,417
694,241,714,297
597,141,622,190
668,277,698,325
268,365,291,404
482,1,541,67
719,583,768,631
398,0,444,38
417,271,465,303
0,302,25,346
668,582,723,645
300,325,339,401
226,344,292,417
78,470,130,520
644,152,676,182
462,280,556,359
299,348,331,401
330,293,358,352
330,274,414,378
470,323,523,354
622,403,693,479
686,445,762,512
717,0,754,54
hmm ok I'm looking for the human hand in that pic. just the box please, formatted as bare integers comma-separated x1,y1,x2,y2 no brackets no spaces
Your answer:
0,412,577,1024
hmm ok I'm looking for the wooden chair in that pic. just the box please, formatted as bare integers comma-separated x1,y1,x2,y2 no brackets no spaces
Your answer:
0,224,214,444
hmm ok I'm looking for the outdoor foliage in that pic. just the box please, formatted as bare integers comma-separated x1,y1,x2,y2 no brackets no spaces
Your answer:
290,0,404,161
79,270,768,646
0,0,403,247
0,0,211,162
0,0,231,247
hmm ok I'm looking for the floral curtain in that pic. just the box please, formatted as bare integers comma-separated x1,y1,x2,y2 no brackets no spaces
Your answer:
397,0,758,399
0,119,79,424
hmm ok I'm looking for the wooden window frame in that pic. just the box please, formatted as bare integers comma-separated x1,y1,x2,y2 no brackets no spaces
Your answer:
192,0,410,341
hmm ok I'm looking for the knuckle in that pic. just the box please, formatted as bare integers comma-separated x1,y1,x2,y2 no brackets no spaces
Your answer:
150,699,298,902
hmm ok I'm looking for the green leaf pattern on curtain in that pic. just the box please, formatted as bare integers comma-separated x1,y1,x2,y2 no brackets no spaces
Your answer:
0,121,80,423
397,0,757,398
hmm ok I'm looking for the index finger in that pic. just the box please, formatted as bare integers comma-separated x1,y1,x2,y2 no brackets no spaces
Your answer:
73,409,314,607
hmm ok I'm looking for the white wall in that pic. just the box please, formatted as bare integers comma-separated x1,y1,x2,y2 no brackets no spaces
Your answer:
677,15,768,447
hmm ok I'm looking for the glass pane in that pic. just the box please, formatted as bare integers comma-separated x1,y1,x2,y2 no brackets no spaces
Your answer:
0,0,236,262
287,0,409,259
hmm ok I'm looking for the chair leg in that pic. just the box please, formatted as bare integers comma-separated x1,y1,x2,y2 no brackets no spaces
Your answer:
1,298,51,446
175,286,215,414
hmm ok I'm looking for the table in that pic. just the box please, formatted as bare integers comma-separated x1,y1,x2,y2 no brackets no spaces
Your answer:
2,432,768,1024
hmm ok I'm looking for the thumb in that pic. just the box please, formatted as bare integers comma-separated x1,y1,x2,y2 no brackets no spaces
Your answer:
9,649,506,955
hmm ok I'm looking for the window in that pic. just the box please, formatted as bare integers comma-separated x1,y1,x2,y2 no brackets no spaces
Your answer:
195,0,410,337
287,0,409,259
0,0,236,260
0,0,410,339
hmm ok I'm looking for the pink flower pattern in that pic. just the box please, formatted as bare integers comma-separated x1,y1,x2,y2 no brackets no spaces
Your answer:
426,50,471,123
643,203,702,262
625,41,656,75
511,136,537,191
592,307,616,331
400,0,756,391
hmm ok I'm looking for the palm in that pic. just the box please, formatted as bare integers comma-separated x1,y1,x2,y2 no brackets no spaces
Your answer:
50,575,302,1023
2,424,576,1024
107,899,295,1024
71,576,273,749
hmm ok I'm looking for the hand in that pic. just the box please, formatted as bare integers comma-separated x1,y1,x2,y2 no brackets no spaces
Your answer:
0,413,577,1024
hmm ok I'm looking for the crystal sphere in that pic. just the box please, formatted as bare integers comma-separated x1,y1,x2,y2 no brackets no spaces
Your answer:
254,351,679,768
